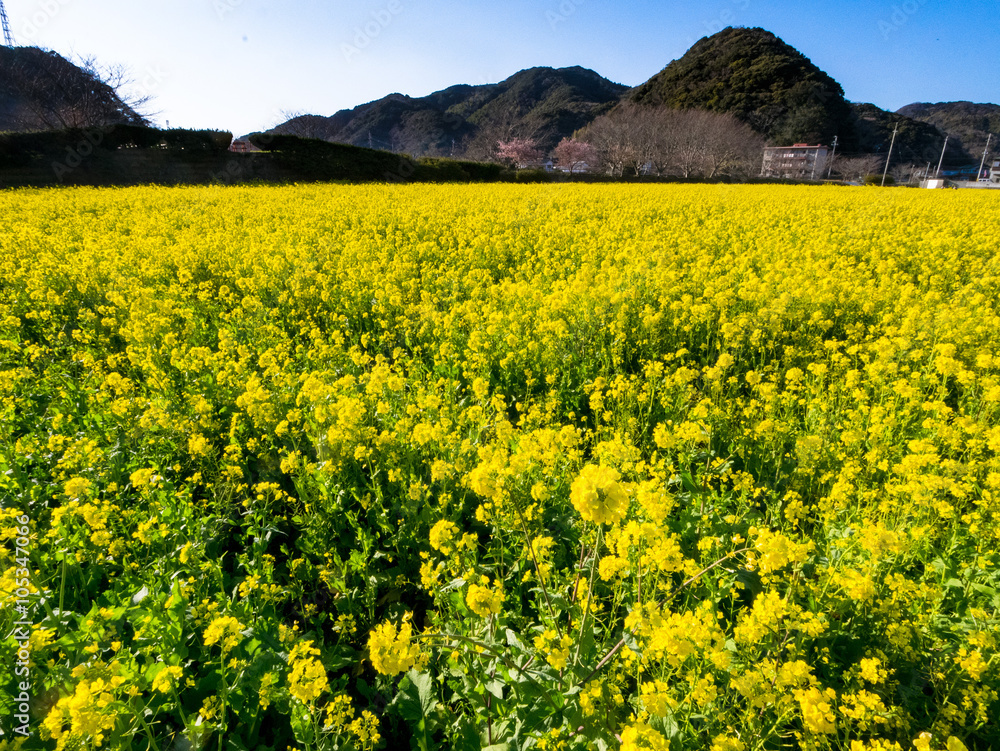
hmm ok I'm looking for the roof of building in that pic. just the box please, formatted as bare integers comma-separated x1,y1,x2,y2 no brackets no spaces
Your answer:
766,144,827,150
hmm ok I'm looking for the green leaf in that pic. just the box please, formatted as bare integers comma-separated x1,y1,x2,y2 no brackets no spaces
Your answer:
505,629,524,650
485,679,504,701
396,669,438,725
680,471,701,493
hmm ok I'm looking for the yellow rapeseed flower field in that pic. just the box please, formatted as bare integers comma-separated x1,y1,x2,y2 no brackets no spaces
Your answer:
1,183,998,750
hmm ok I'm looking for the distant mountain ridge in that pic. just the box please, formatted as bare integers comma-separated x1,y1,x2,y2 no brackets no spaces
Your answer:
270,27,991,167
273,66,627,158
4,32,994,169
896,102,1000,161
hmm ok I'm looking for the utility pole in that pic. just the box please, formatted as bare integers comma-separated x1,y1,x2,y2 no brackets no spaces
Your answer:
935,135,949,178
826,135,838,179
881,123,898,187
976,133,993,182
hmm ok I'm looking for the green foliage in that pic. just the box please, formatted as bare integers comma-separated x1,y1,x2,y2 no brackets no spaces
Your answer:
629,27,856,148
850,103,969,167
271,66,627,158
898,102,1000,159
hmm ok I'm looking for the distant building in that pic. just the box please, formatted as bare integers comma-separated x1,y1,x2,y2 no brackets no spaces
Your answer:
992,159,1000,185
229,138,261,153
554,161,593,174
761,144,829,180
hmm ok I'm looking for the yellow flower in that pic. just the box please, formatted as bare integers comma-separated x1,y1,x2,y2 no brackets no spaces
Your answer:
711,736,746,751
795,686,837,734
534,628,574,670
570,465,629,525
152,665,183,693
466,582,504,618
641,680,672,716
369,614,422,675
348,709,381,751
859,657,886,683
429,519,459,555
129,468,156,489
956,648,988,681
620,721,670,751
204,615,244,653
64,477,91,499
288,640,329,703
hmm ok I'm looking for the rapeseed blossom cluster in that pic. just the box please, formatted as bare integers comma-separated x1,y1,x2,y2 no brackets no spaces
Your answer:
368,614,423,675
570,464,629,524
3,184,999,749
287,639,329,703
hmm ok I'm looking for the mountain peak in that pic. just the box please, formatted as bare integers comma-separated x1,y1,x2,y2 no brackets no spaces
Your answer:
271,65,626,158
629,26,851,146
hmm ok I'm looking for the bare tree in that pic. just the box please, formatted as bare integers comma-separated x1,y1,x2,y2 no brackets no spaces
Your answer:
580,104,648,176
460,99,548,162
832,155,883,183
697,110,765,178
78,55,155,124
274,111,332,140
580,104,764,179
5,48,149,130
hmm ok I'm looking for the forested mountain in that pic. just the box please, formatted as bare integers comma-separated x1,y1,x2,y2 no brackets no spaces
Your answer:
897,102,1000,161
851,102,970,167
273,66,626,158
627,27,856,149
5,30,991,169
272,26,983,166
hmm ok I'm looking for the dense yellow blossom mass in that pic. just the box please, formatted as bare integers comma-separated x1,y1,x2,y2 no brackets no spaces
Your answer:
1,183,999,749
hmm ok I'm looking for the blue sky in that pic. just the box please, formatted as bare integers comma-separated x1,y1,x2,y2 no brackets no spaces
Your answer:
6,0,997,136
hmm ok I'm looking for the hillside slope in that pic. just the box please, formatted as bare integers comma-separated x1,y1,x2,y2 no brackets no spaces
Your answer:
272,66,627,158
897,101,1000,160
0,46,145,131
628,27,855,148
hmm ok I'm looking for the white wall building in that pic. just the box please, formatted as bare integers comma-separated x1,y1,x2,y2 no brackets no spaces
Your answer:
761,144,829,180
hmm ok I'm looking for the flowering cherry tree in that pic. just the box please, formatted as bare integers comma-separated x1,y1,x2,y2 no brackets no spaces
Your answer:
552,137,596,174
496,137,542,169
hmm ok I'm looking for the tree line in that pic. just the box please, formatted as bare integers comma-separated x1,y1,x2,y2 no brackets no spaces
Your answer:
497,104,767,179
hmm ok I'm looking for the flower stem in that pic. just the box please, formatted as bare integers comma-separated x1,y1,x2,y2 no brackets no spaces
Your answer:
572,525,602,668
